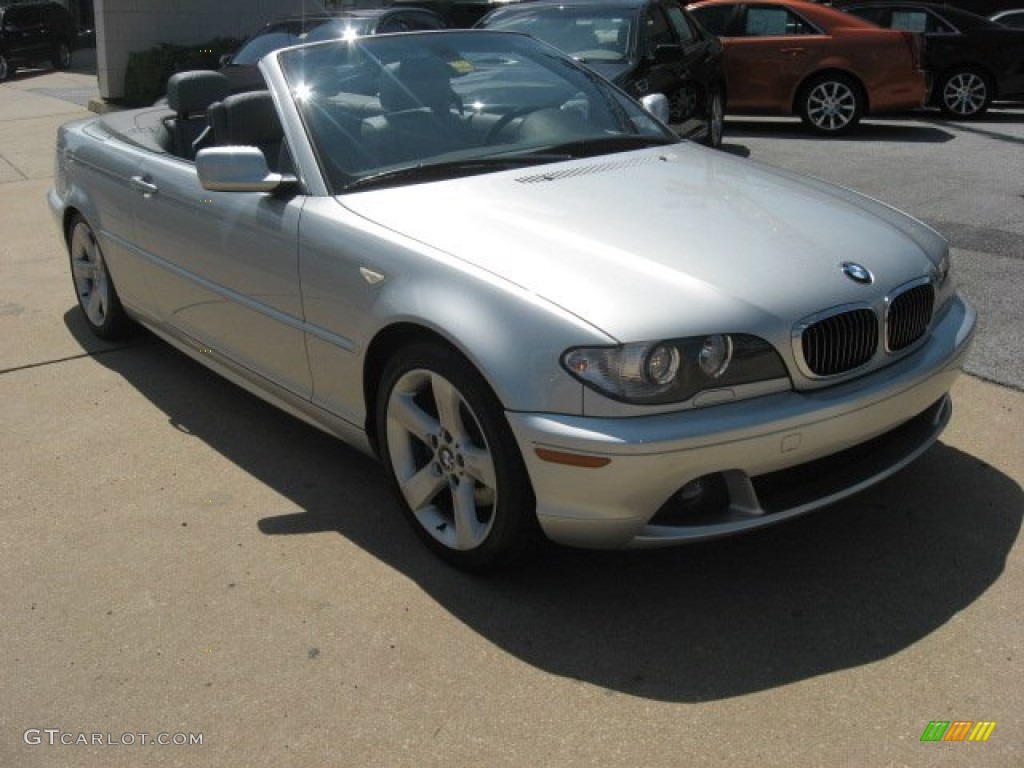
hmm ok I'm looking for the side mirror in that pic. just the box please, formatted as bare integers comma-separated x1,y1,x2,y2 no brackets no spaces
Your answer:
640,93,671,124
196,146,296,193
219,53,234,67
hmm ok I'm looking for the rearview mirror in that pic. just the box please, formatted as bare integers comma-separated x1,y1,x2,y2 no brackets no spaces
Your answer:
196,146,296,193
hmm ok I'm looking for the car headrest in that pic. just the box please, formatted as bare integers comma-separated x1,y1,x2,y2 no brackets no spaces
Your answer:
379,56,456,113
210,91,283,146
167,70,230,116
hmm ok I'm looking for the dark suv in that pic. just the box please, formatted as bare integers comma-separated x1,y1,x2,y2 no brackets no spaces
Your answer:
0,1,76,81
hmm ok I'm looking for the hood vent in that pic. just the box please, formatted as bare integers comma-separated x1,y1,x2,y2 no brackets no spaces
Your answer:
516,154,668,184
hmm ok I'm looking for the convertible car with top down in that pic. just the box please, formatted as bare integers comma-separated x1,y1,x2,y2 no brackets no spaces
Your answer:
50,30,975,570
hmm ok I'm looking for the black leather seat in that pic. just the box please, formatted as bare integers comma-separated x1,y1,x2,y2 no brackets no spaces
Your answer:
206,90,288,171
361,56,467,167
165,70,230,160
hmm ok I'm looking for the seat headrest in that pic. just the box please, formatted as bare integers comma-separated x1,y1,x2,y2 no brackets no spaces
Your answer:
210,91,283,146
167,71,230,115
379,56,456,113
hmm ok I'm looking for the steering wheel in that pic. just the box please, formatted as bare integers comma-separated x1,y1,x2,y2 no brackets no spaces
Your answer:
482,105,545,145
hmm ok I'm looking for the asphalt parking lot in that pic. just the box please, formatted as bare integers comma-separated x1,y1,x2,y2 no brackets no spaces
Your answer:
1,65,1021,768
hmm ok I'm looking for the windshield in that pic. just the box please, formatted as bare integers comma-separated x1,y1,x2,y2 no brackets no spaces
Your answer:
276,31,675,192
481,7,636,62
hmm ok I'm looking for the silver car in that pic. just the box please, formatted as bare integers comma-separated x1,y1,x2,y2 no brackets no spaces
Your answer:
49,30,976,570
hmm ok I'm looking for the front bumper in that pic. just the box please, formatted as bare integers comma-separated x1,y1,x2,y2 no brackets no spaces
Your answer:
507,293,976,549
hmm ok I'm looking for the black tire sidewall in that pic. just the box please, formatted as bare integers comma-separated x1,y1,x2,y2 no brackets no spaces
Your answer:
376,342,538,571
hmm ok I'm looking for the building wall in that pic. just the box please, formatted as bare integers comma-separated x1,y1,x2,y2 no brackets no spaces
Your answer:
94,0,340,99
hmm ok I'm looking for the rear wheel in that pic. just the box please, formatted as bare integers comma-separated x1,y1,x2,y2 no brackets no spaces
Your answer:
799,74,862,135
0,54,12,82
52,41,72,69
937,67,991,118
377,343,538,571
68,216,130,339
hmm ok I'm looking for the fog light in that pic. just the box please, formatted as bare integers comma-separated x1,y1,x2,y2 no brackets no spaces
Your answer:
678,478,706,503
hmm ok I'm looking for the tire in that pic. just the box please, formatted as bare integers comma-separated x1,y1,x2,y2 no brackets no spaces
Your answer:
669,83,698,124
52,41,72,70
799,74,863,135
703,86,724,149
0,54,11,82
937,67,992,118
377,342,539,571
68,216,130,339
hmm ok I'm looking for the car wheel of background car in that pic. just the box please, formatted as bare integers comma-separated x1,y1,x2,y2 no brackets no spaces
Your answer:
938,67,992,118
799,73,863,135
377,342,539,570
0,54,11,82
704,86,724,149
51,41,72,70
669,84,699,123
68,216,130,339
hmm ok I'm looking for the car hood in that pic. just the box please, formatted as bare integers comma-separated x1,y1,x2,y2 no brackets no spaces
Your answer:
339,145,944,341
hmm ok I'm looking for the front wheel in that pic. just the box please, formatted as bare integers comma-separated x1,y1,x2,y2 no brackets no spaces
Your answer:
799,74,862,135
0,54,12,82
377,343,539,570
937,68,991,118
703,87,724,149
68,216,130,339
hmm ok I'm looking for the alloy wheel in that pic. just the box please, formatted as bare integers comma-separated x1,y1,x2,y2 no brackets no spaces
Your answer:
385,368,499,552
941,71,989,117
804,79,858,133
70,221,113,329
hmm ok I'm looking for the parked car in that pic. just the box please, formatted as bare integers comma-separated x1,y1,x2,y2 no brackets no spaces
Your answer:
476,0,727,146
837,1,1024,116
50,30,975,570
0,0,75,82
990,8,1024,26
220,9,446,92
687,0,928,134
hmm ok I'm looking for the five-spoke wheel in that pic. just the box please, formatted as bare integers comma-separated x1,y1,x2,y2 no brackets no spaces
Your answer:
378,343,537,570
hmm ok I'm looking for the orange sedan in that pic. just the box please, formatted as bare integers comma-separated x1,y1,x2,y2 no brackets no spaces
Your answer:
687,0,928,133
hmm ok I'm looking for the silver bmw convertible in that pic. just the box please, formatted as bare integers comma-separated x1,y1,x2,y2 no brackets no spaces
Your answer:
50,30,976,570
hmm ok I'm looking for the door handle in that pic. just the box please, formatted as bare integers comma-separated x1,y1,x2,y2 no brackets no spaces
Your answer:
130,175,158,196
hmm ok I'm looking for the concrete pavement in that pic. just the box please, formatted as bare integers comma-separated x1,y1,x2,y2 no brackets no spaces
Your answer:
1,67,1021,767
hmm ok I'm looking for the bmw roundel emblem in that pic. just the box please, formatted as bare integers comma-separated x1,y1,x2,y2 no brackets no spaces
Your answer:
841,261,874,285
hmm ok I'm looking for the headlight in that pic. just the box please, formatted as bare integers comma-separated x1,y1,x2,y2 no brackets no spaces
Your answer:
562,334,789,405
933,252,951,287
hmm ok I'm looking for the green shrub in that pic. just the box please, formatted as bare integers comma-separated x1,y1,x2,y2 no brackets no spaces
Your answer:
123,37,242,107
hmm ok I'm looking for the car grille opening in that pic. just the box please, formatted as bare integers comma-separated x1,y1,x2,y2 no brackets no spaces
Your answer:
801,308,878,377
887,283,934,351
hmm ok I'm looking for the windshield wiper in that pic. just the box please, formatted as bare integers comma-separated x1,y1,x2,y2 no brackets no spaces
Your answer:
342,153,573,192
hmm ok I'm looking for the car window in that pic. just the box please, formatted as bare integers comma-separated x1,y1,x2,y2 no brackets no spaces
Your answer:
665,5,698,44
846,6,887,25
645,6,675,48
996,10,1024,28
483,8,634,61
689,4,735,35
378,16,410,34
233,29,302,65
890,9,955,34
743,6,816,36
402,12,445,30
